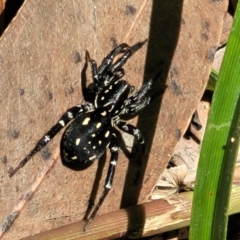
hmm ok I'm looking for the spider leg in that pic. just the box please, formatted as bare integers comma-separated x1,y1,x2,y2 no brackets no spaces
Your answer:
124,87,158,114
109,68,125,83
125,89,165,115
9,103,94,177
86,51,100,87
86,43,129,88
83,133,119,232
89,39,148,88
107,39,148,76
124,97,152,115
126,63,164,105
116,119,146,156
125,80,153,107
97,43,129,76
123,63,165,114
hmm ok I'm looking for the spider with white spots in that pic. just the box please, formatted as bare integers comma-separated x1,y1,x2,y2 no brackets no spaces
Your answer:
9,39,164,231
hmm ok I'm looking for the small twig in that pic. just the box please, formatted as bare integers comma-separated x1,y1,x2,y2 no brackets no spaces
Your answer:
20,165,240,240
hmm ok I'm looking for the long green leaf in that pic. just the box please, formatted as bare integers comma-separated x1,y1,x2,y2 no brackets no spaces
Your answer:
189,3,240,240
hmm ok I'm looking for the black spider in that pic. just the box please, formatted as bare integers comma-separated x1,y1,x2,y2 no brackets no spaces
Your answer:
9,40,164,231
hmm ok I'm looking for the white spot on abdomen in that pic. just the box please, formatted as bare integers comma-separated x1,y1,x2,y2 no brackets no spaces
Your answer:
82,117,90,125
75,138,81,146
105,131,110,138
89,155,96,160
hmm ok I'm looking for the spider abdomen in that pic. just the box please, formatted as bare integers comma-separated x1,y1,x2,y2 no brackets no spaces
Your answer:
60,109,112,170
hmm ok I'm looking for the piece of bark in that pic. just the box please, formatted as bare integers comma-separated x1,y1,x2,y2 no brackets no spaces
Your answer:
0,0,227,239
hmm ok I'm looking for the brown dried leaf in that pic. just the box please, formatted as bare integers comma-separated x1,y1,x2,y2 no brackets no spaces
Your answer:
0,0,227,239
151,165,192,199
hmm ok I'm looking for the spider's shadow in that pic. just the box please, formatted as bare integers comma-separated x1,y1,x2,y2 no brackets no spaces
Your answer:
82,153,107,220
82,132,132,221
119,1,184,237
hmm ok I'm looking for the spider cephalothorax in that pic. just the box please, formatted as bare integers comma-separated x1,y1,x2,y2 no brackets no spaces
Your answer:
9,40,163,231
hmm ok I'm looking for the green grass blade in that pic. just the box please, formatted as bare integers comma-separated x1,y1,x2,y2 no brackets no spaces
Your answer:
212,95,240,239
189,3,240,240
